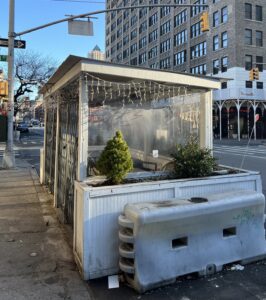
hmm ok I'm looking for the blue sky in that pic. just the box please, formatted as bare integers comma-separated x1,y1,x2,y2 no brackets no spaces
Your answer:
0,0,105,64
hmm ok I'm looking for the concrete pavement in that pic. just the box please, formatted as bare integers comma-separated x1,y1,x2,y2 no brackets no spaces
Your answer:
0,159,92,300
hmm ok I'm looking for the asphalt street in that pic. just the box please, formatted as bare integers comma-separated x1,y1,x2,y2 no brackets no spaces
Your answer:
213,142,266,196
13,127,43,175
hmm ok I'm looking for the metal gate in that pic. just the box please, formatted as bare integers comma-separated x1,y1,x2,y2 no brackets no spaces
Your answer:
44,104,57,193
56,84,79,225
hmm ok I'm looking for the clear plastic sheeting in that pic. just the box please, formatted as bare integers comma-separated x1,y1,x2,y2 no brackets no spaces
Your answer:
87,73,202,171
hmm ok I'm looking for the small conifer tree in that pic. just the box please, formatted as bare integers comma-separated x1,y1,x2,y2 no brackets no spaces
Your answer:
172,136,217,179
96,130,133,184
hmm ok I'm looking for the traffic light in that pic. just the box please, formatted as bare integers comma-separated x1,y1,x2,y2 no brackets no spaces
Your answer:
249,68,259,81
0,81,8,96
253,67,259,80
200,12,209,32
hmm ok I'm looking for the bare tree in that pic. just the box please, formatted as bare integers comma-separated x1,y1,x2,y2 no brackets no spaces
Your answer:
14,51,57,115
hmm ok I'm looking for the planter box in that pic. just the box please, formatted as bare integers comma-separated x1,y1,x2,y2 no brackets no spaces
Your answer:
73,169,262,280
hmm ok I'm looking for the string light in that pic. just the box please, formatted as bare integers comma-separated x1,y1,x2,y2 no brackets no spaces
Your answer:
82,72,193,110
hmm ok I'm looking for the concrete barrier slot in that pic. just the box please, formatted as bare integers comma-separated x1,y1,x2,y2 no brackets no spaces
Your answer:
223,227,237,237
189,197,208,203
172,237,188,249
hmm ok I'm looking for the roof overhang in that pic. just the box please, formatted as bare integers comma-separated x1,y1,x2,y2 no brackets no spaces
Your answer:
42,55,221,97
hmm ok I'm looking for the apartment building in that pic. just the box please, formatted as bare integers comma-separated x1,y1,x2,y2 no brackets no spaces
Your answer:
106,0,266,139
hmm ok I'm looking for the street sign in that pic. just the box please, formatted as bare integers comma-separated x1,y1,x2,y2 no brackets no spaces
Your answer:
68,20,93,36
0,55,8,62
0,38,26,49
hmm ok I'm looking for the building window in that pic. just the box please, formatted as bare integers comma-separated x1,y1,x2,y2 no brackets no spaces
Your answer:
174,29,187,46
130,43,137,54
130,29,137,40
160,57,171,69
150,63,158,69
191,0,206,17
117,41,122,50
256,56,263,72
123,48,129,59
213,35,219,50
148,46,158,59
221,56,228,72
149,12,158,26
124,9,129,19
160,39,171,53
161,6,171,18
257,82,263,89
123,35,129,46
139,21,147,34
213,59,219,74
245,29,252,45
117,16,122,26
131,15,137,26
221,32,228,48
190,64,206,75
191,22,201,38
191,41,207,59
139,53,147,64
246,81,253,88
130,57,138,66
174,9,187,27
213,11,219,27
221,6,228,23
117,53,122,62
256,5,263,21
174,50,187,65
139,7,147,19
256,31,263,47
221,82,227,89
139,36,147,49
123,22,129,33
160,20,171,35
245,3,252,19
245,55,252,70
149,29,158,43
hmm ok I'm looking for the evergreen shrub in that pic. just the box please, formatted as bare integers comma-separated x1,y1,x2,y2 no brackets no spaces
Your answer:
96,130,133,184
172,137,217,179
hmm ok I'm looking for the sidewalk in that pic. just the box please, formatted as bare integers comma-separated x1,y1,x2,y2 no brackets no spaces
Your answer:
0,158,265,300
0,159,92,300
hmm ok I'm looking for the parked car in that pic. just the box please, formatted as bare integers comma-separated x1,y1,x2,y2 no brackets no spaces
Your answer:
16,122,29,133
30,119,40,127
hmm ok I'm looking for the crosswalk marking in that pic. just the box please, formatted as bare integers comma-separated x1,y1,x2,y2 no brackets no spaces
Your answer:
213,144,266,160
0,150,20,157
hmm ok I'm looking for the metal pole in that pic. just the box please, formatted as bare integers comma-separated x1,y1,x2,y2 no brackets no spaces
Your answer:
219,104,222,141
3,0,15,168
15,4,208,37
237,100,240,141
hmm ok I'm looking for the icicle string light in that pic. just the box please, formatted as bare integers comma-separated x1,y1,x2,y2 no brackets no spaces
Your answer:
83,72,191,108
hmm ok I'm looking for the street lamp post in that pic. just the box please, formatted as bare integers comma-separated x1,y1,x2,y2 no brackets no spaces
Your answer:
3,0,15,168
